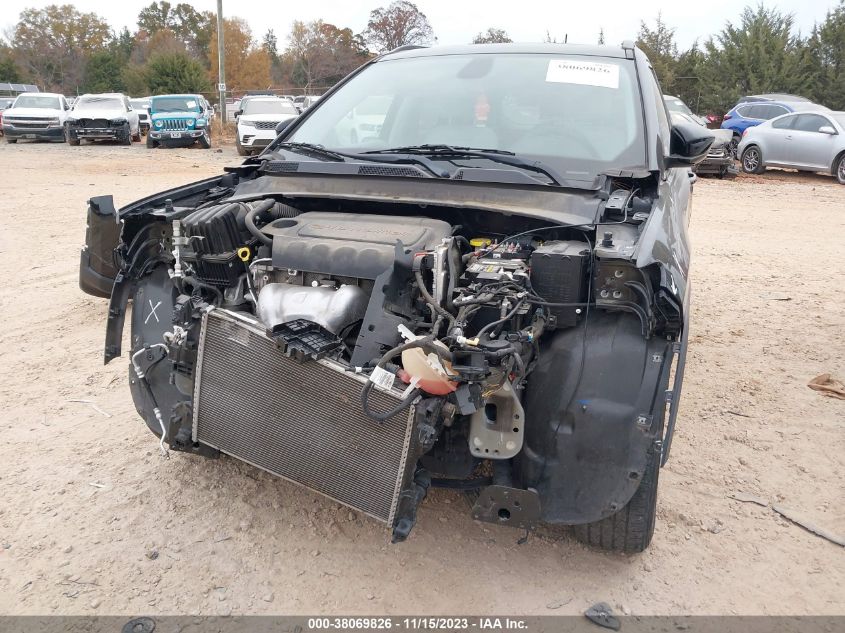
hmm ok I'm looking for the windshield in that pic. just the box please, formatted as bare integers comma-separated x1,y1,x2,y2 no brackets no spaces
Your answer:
243,99,298,116
287,53,646,180
664,97,692,116
130,99,150,109
152,96,199,113
13,95,60,109
76,97,123,111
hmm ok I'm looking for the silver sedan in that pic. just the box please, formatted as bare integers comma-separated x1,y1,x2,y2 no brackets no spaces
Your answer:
738,110,845,184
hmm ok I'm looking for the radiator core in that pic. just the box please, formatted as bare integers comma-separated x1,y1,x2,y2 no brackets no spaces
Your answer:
192,309,417,524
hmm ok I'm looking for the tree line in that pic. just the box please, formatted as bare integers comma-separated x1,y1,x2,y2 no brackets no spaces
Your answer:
637,3,845,114
0,1,438,96
0,1,842,114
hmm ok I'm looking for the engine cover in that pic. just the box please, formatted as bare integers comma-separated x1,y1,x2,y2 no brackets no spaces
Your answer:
265,212,452,279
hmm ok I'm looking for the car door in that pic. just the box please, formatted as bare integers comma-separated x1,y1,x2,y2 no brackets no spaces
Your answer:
763,114,798,165
788,114,839,170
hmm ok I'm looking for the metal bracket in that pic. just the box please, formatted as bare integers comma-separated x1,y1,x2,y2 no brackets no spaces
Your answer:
471,485,540,530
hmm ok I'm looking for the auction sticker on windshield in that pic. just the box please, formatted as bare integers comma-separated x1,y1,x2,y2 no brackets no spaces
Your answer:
545,60,619,88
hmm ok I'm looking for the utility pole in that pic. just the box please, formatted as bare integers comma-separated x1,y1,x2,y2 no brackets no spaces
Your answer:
216,0,226,131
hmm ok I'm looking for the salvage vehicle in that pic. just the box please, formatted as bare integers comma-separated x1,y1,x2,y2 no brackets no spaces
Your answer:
236,96,299,156
65,93,141,145
738,110,845,184
663,94,707,126
2,92,69,143
668,109,736,179
147,94,211,149
79,43,712,552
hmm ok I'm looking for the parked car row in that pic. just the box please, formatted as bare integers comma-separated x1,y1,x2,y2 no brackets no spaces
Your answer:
1,91,215,149
661,93,845,185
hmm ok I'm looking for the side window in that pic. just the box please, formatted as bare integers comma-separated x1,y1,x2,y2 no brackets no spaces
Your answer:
737,105,755,118
766,105,788,119
771,115,796,130
746,105,767,119
793,114,831,133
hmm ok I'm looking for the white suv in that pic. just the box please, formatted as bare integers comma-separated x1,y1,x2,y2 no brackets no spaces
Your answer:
236,97,298,156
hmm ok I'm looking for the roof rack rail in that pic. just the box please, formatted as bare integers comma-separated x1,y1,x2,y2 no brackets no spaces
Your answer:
386,44,429,54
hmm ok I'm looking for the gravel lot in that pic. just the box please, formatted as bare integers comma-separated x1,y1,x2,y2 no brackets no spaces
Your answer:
0,140,843,616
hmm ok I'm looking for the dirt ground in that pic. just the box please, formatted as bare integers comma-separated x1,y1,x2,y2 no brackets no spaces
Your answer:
0,139,843,617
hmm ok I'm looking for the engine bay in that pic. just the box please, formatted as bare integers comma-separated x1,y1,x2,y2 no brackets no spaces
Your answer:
102,179,678,542
176,200,592,424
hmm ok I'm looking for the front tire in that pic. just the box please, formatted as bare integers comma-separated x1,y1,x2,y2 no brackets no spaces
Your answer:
198,130,211,149
146,134,156,149
572,439,662,553
65,126,80,146
6,137,17,143
236,136,248,156
835,154,845,185
740,145,765,174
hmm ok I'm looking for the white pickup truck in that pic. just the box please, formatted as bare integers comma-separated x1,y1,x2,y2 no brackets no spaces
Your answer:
1,92,70,143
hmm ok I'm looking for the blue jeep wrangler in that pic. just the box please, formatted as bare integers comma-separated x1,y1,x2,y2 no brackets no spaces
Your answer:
146,94,211,149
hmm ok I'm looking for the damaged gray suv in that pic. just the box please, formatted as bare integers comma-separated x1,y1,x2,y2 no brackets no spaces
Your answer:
79,43,712,552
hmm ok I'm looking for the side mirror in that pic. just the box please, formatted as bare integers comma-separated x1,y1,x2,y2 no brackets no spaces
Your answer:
275,116,298,135
665,120,714,168
819,125,837,135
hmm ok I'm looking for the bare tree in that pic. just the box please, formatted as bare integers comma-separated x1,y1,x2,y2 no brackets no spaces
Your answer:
286,20,370,92
11,4,112,92
363,1,434,53
472,28,512,44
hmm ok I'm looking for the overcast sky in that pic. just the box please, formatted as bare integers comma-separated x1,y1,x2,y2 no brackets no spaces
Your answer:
2,0,839,49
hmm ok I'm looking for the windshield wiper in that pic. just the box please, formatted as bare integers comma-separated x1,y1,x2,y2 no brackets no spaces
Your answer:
362,144,564,186
367,144,516,156
276,142,347,162
276,142,448,177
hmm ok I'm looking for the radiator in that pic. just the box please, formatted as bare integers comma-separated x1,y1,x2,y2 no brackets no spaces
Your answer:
192,309,418,525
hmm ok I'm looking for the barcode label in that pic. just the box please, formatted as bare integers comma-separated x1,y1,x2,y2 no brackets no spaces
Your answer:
369,366,395,392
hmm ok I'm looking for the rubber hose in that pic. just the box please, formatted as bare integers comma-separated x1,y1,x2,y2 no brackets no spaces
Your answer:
244,199,277,246
413,269,456,331
244,199,301,246
360,332,452,422
180,275,223,305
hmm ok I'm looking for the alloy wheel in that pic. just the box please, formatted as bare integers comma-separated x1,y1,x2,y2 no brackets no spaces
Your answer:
743,148,760,173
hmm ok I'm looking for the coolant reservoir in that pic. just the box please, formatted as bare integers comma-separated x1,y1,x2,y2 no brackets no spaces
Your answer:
401,342,457,395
